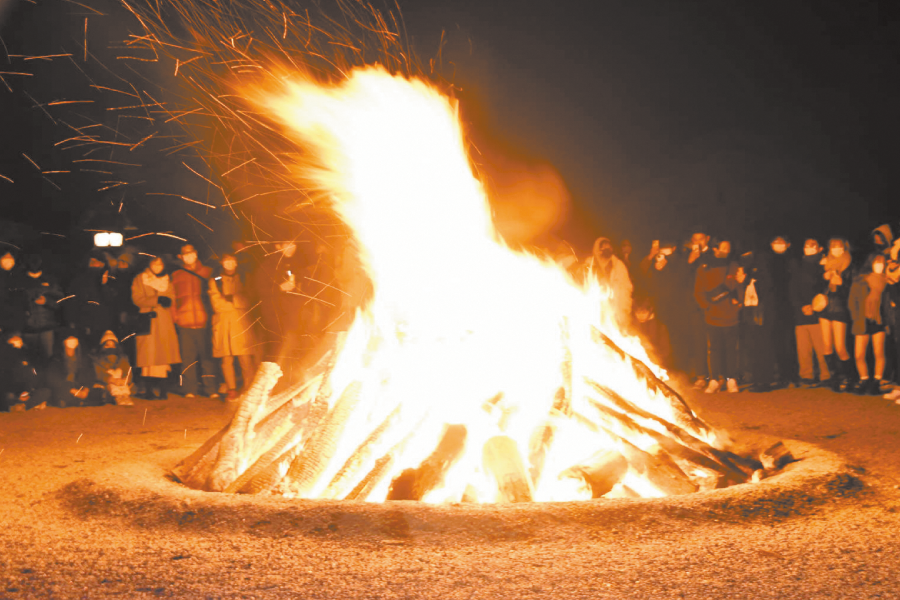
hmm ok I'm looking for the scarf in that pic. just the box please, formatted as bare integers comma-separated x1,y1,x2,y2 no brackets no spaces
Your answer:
864,272,887,321
822,252,851,292
142,271,170,293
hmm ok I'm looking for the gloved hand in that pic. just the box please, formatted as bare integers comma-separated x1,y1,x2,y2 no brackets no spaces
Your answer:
157,296,172,308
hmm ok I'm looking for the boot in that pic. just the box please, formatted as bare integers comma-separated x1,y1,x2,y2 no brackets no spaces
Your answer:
838,359,854,393
825,354,844,392
823,354,838,390
868,378,883,396
853,378,870,395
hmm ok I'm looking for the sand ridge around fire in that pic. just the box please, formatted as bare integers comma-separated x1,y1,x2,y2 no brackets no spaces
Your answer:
54,438,863,545
3,386,900,599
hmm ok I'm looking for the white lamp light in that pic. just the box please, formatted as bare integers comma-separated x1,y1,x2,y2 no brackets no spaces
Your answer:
94,232,111,247
108,232,124,247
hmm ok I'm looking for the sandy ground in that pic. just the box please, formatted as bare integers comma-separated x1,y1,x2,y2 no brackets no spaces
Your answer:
1,382,900,599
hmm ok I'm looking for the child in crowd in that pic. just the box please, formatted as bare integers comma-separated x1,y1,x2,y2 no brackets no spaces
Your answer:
93,330,134,406
47,329,105,407
632,298,671,369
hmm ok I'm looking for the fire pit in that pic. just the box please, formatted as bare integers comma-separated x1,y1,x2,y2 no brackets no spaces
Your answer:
167,66,782,504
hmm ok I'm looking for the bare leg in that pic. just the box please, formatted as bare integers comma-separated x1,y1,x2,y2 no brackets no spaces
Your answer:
855,335,870,380
833,321,851,361
221,355,237,391
820,318,834,355
873,331,886,380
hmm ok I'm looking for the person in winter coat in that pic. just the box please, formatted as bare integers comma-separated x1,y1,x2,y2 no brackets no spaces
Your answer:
818,238,854,391
735,251,772,391
47,329,105,408
639,241,684,368
170,244,217,397
63,253,118,347
761,236,798,386
257,240,307,370
0,330,50,412
848,253,889,395
20,255,63,360
694,239,741,393
884,239,900,401
209,253,260,402
92,330,134,406
789,239,831,386
685,230,713,388
589,236,633,331
132,256,181,399
0,249,26,334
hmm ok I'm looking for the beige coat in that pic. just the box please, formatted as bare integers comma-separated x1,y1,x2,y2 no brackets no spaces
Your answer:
209,273,258,357
132,270,181,367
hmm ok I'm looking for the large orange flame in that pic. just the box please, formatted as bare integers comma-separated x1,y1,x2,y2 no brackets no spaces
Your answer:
236,66,717,503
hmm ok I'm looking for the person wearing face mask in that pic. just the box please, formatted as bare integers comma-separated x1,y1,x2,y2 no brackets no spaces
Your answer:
0,249,26,334
209,253,260,402
257,239,307,371
694,239,742,393
132,256,181,399
20,254,63,361
788,239,831,387
760,236,798,388
589,236,634,332
0,331,51,412
847,254,889,395
47,329,105,407
883,239,900,401
170,244,217,398
818,238,854,391
685,230,712,389
63,253,117,347
92,330,134,406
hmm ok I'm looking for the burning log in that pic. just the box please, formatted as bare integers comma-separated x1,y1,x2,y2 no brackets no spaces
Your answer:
483,435,533,503
387,424,467,501
279,381,364,497
760,441,795,472
559,450,628,498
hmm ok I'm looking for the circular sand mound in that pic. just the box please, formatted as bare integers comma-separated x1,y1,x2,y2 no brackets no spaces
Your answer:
56,438,863,544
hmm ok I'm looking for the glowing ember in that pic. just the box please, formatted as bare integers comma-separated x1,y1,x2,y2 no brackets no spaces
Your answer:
174,67,757,503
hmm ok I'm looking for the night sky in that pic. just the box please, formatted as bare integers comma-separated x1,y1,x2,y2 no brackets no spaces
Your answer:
1,0,898,256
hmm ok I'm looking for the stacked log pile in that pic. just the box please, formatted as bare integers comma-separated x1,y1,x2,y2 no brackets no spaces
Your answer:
172,327,776,502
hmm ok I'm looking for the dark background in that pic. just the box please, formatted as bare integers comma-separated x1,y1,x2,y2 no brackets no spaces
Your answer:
1,0,899,257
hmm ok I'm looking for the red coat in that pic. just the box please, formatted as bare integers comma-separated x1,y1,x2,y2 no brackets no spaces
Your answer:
171,263,212,329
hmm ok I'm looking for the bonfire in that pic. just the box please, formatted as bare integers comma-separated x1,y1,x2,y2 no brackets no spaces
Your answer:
172,66,764,503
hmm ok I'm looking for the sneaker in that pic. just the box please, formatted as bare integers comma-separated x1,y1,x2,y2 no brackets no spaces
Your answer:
726,378,739,393
115,395,134,406
693,377,707,390
184,393,196,398
209,392,220,400
704,379,720,394
883,388,900,401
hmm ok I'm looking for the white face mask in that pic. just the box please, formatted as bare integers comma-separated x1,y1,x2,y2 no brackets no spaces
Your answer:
873,262,885,275
803,245,818,256
0,257,13,271
222,260,237,272
64,338,79,350
182,252,198,266
830,247,844,258
772,243,787,254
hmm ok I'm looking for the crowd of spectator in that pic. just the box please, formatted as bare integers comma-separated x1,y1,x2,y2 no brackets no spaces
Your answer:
565,222,900,402
1,238,353,412
3,220,900,413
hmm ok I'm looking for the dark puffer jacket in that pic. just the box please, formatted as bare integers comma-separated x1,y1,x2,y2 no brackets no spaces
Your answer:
694,255,741,327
